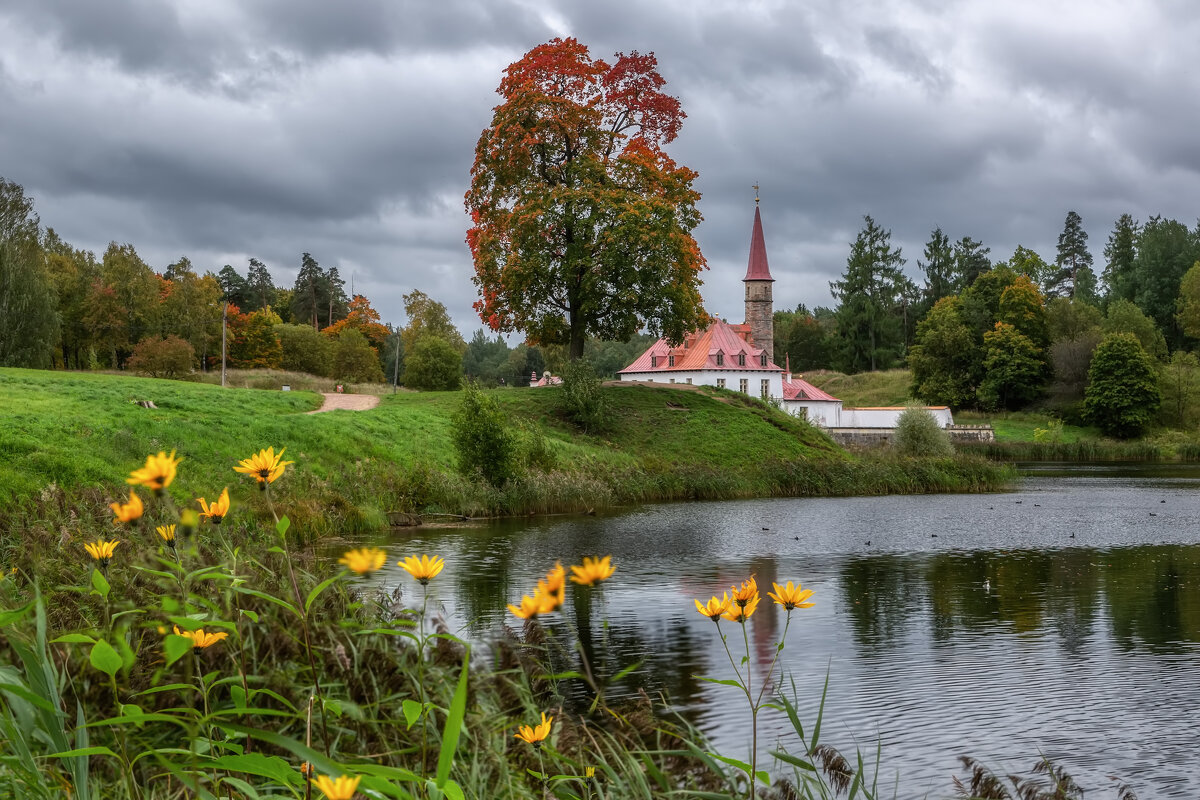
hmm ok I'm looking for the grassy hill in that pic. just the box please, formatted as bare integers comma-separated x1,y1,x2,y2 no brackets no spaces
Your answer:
0,369,1009,536
802,369,913,407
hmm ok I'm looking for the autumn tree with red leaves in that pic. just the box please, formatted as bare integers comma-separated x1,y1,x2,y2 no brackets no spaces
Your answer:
466,38,707,360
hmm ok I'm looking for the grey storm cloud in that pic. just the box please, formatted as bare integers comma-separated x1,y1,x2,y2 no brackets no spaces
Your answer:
3,0,1200,331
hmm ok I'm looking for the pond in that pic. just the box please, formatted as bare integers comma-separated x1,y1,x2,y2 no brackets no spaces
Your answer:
348,464,1200,798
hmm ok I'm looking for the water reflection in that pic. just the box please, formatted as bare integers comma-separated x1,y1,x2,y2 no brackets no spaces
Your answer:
342,465,1200,798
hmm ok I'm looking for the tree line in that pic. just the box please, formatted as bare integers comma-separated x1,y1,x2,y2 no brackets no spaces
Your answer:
773,210,1200,436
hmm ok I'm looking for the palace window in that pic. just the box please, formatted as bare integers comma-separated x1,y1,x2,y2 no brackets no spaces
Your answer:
669,355,675,367
716,352,724,366
686,378,693,384
739,379,748,394
650,355,657,368
737,353,746,366
670,378,676,384
716,378,726,389
760,353,768,367
761,379,770,398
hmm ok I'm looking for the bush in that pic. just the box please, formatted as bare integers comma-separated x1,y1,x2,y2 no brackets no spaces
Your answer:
276,323,332,376
331,328,385,383
451,382,519,486
404,336,462,390
558,358,612,433
1084,332,1161,438
127,335,195,379
894,405,954,457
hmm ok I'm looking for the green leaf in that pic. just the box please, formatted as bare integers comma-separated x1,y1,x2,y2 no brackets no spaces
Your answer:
208,753,301,787
47,746,119,759
538,670,586,681
276,515,291,538
611,660,643,681
241,609,259,623
90,569,110,600
402,699,423,729
0,600,34,627
231,586,299,617
304,575,340,615
441,779,465,800
50,633,96,644
769,750,816,772
435,651,470,788
163,635,194,667
707,752,768,784
693,675,744,689
89,640,122,679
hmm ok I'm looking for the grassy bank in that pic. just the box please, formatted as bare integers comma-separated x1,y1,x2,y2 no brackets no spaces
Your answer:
0,369,1011,538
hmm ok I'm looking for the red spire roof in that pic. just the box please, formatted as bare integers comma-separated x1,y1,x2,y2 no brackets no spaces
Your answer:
743,204,773,282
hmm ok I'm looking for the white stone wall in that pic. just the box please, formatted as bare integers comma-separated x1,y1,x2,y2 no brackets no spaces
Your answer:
619,369,784,401
839,407,954,428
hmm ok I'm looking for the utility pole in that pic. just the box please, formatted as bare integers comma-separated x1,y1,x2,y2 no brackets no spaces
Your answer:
392,331,401,394
221,301,228,387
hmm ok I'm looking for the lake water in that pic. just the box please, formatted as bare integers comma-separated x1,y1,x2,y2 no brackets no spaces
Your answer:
351,464,1200,798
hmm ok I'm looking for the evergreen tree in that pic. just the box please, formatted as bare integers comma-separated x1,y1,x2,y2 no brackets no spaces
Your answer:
1046,211,1093,298
245,258,276,312
918,227,957,309
324,266,349,328
831,216,908,373
217,264,250,308
291,252,327,330
953,236,991,287
1103,213,1139,301
1126,216,1200,348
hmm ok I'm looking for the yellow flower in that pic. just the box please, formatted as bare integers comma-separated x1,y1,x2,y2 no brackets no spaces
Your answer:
110,490,144,525
178,508,200,537
398,554,444,585
731,576,758,608
569,555,615,586
543,561,566,600
172,625,229,649
585,766,596,779
339,548,387,575
234,446,294,487
311,774,361,800
156,524,177,547
507,587,561,620
127,450,181,494
723,593,760,623
197,488,230,524
513,712,553,747
84,539,120,567
768,581,815,611
694,592,733,620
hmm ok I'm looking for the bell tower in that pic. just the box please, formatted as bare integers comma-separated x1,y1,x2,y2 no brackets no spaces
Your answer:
743,188,774,360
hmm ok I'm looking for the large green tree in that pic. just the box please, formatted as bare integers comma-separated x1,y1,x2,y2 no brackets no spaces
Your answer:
1046,210,1094,299
292,252,327,330
401,290,465,355
1084,332,1160,438
953,236,991,287
831,216,910,373
245,258,277,312
1125,216,1200,347
465,37,707,360
1103,213,1139,301
918,227,957,310
1174,261,1200,342
100,242,161,361
908,296,978,407
0,179,58,368
978,321,1045,410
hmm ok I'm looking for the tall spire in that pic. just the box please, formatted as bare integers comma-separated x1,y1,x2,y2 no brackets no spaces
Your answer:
743,204,773,282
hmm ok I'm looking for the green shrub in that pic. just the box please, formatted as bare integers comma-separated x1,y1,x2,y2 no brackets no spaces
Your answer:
276,323,332,376
451,382,519,486
331,328,385,383
558,358,612,433
126,335,195,379
894,405,954,457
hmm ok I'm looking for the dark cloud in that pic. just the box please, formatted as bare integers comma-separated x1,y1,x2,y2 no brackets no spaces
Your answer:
3,0,1200,332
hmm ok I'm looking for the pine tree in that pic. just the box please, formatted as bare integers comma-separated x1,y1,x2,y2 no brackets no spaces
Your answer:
831,216,908,373
1103,213,1139,301
919,227,956,309
216,264,249,308
245,258,276,312
1048,211,1093,298
291,252,327,330
953,236,991,287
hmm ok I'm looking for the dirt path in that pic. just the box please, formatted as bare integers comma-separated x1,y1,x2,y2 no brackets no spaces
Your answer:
307,393,381,414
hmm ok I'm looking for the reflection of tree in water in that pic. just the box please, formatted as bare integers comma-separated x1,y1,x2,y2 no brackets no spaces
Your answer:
452,532,519,638
1105,545,1200,651
841,556,926,652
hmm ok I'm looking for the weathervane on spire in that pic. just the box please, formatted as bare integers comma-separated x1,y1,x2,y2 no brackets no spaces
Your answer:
753,183,760,205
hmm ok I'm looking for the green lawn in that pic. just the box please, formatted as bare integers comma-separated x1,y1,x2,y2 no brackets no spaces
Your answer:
803,369,913,407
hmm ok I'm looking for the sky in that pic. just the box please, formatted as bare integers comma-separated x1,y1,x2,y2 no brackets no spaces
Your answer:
3,0,1200,332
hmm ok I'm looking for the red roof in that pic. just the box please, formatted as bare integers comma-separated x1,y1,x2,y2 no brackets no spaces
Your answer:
618,319,782,373
743,205,773,282
782,376,839,402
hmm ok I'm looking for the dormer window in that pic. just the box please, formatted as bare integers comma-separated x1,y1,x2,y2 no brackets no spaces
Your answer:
668,355,675,367
760,353,768,367
737,353,746,367
650,355,657,368
716,352,724,366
